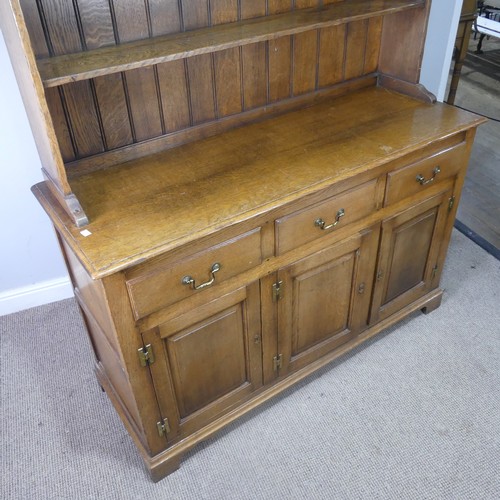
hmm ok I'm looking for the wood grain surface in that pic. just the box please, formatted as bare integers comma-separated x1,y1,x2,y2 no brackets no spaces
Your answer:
32,88,485,278
37,0,424,87
5,0,487,483
12,0,424,173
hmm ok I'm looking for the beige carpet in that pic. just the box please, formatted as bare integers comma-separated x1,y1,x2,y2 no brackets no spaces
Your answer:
1,230,499,499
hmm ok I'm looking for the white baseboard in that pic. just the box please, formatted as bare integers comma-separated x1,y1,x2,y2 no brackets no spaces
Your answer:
0,276,73,317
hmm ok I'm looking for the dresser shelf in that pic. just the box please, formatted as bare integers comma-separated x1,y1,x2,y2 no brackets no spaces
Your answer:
37,0,424,88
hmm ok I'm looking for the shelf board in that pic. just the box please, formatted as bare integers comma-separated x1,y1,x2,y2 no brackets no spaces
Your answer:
37,0,424,88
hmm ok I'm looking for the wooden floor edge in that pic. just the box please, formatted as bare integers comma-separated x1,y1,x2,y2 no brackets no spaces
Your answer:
134,288,444,479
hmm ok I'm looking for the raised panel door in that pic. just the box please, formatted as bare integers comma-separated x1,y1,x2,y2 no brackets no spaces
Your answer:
371,188,453,323
142,283,262,440
277,226,379,376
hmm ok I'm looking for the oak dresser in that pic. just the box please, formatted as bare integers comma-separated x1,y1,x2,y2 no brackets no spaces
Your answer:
1,0,485,481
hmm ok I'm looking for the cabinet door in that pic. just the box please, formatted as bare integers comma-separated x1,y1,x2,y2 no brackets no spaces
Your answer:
370,188,453,323
142,283,262,440
277,226,379,376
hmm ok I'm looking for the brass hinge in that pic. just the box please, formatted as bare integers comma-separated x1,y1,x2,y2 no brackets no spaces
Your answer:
138,344,155,367
156,418,171,437
272,281,283,302
273,354,283,371
448,195,455,211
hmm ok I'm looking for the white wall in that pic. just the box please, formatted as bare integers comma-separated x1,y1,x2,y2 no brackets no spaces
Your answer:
0,2,461,316
0,30,72,317
420,0,463,102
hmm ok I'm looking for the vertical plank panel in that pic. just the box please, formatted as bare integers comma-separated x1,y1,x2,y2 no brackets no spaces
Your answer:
44,88,76,161
240,0,267,19
269,37,291,102
94,74,133,148
39,0,81,55
183,1,215,124
20,1,76,161
182,0,210,30
112,0,149,41
79,0,133,150
293,30,318,95
187,55,216,124
19,0,49,56
268,0,293,14
149,0,182,35
157,60,191,132
125,66,164,141
344,20,368,80
214,48,242,117
211,0,242,118
294,0,318,9
78,0,116,49
151,1,187,132
318,24,346,87
62,81,104,157
268,0,292,102
241,2,267,110
242,42,267,110
364,17,383,75
210,0,238,25
41,1,106,156
113,0,163,141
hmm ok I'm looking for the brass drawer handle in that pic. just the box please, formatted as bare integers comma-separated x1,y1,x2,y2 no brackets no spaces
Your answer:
182,263,221,290
416,166,441,185
315,208,345,231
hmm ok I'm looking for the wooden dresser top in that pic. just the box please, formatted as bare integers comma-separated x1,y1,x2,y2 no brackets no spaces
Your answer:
33,87,484,278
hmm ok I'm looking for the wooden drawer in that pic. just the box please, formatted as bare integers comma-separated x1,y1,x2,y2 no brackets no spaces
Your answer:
126,228,262,319
275,178,382,255
384,142,467,206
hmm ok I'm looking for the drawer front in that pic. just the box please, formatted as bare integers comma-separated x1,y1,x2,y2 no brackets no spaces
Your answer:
126,228,262,319
384,142,467,206
276,178,381,255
